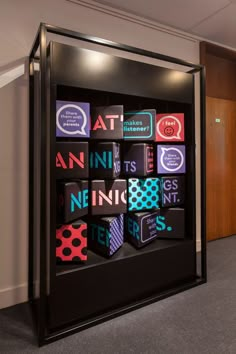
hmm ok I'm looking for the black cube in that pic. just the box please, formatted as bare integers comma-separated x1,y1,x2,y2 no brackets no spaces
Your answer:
89,214,124,257
90,105,123,140
56,142,89,179
90,142,120,178
123,109,156,141
57,180,89,223
123,143,154,176
156,208,185,239
161,176,185,207
126,211,158,248
91,179,127,215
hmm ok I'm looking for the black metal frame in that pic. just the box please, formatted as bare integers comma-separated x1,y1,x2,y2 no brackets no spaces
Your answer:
29,23,206,346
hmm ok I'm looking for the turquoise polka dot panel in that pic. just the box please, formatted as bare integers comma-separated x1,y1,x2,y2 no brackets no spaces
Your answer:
128,178,160,211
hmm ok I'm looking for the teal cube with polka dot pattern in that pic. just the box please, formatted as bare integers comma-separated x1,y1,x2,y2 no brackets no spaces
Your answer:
128,178,160,212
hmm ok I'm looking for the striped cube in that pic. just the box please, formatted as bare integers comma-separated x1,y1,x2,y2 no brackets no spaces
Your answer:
89,214,124,257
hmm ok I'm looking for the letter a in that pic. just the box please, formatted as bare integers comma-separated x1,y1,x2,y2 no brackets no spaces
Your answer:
56,152,67,169
92,115,107,130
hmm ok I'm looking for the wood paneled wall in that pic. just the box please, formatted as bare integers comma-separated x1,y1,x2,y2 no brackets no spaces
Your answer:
201,42,236,241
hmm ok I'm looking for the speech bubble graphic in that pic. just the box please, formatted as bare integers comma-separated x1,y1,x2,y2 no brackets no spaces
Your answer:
157,145,186,174
56,103,89,137
123,110,155,140
156,114,184,142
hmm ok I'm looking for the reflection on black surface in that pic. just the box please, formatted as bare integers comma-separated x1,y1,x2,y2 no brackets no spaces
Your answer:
56,238,192,275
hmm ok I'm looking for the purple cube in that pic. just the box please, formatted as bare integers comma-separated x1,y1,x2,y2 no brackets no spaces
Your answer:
56,100,90,138
157,145,186,174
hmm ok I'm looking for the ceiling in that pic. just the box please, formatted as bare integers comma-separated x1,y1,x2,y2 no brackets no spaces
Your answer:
94,0,236,47
1,0,236,69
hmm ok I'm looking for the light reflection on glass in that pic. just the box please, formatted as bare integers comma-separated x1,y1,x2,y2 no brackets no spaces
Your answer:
85,51,113,72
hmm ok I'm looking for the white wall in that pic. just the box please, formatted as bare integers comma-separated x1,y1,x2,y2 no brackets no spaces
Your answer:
0,58,29,308
0,0,201,309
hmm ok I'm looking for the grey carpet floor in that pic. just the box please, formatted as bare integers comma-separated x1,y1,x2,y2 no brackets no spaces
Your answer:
0,236,235,353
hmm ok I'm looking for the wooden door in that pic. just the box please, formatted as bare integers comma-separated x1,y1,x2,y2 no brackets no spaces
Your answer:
206,97,236,240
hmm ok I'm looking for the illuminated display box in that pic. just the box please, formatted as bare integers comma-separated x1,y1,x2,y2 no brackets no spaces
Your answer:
128,178,160,211
123,143,154,176
123,109,155,141
126,211,158,248
161,176,185,207
56,142,89,179
56,100,90,138
90,142,120,178
56,220,87,263
89,214,124,257
29,26,206,344
90,105,123,139
57,180,89,223
91,179,127,215
156,208,185,239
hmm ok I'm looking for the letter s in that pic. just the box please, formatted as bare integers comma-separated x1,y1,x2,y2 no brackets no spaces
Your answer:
156,216,166,231
130,161,136,172
172,179,178,190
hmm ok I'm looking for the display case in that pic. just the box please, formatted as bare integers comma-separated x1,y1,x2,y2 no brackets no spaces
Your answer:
29,23,206,346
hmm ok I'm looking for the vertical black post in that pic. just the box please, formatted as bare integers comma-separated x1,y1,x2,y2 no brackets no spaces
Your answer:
28,26,41,304
28,57,34,302
200,66,207,281
191,72,197,272
49,82,57,290
38,23,48,346
28,24,41,340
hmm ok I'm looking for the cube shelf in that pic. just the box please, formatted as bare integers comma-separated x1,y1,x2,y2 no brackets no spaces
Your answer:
29,23,206,346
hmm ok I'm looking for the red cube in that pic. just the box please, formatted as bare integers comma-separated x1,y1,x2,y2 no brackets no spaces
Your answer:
56,220,87,263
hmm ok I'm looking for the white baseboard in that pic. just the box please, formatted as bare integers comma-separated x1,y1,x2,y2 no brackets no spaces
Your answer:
196,240,201,252
0,283,28,309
